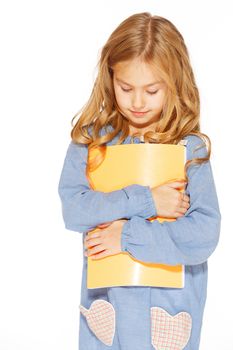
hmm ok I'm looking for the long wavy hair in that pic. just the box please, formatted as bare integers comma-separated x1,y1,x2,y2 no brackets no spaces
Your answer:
70,12,210,181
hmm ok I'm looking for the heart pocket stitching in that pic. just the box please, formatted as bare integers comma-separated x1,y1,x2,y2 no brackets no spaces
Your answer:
79,299,115,346
151,306,192,350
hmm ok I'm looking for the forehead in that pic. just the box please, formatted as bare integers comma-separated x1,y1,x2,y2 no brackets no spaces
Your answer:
112,58,162,87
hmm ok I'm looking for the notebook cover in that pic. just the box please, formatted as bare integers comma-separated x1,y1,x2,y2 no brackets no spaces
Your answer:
86,143,186,289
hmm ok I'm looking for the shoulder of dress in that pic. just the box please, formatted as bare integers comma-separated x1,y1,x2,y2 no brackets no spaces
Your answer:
181,135,208,160
180,134,203,145
66,141,88,161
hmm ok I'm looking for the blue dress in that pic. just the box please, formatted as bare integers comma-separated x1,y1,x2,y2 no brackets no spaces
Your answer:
58,127,221,350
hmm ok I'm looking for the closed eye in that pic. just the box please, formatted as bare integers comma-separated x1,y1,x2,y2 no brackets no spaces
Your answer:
147,90,158,95
121,87,132,92
121,87,158,95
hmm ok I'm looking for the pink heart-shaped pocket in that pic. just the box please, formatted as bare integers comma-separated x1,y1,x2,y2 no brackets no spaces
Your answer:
79,299,115,346
151,307,192,350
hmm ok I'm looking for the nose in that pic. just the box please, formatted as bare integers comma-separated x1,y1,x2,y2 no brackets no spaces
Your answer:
131,91,145,111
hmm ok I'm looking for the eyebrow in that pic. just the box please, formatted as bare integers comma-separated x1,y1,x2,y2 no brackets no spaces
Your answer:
115,78,162,87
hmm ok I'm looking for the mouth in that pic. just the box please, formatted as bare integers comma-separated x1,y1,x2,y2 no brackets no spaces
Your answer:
130,110,149,117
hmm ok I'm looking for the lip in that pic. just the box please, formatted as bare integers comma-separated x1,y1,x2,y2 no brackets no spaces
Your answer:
130,110,148,117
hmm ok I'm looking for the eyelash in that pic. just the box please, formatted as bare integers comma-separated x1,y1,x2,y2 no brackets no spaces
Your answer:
121,87,158,95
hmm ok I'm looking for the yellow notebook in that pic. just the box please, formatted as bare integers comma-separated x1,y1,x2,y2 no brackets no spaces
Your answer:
86,143,186,289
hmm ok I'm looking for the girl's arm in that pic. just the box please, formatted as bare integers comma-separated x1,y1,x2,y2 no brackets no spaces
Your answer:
121,135,221,266
58,141,156,233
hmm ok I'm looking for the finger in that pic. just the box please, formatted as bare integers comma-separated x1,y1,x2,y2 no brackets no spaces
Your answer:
174,211,186,217
91,250,109,260
182,194,190,203
183,201,190,208
178,202,189,211
177,206,188,215
87,245,105,256
179,191,190,203
178,195,189,209
166,181,187,189
97,224,108,228
181,207,188,214
97,221,113,228
181,201,190,209
86,232,101,241
84,237,101,249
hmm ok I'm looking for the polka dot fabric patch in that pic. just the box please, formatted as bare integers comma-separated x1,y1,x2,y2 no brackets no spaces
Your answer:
79,299,115,346
151,307,192,350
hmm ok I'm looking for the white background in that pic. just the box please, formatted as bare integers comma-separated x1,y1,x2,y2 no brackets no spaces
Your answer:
0,0,232,349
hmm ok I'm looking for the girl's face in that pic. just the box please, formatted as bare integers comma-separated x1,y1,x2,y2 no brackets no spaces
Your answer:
112,57,167,135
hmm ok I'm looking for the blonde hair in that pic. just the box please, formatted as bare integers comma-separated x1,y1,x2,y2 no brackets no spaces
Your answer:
70,12,210,180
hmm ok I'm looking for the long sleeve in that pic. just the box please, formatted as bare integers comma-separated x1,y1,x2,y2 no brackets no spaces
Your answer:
121,135,221,266
58,141,156,233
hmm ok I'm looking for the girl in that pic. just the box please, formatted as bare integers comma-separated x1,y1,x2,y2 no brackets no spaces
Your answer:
58,12,221,350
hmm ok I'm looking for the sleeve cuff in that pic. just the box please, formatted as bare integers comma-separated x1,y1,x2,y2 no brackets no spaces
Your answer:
122,184,157,219
121,217,151,254
121,219,131,252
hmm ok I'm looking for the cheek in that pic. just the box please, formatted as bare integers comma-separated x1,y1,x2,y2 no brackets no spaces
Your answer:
151,91,166,109
114,90,129,108
159,89,167,106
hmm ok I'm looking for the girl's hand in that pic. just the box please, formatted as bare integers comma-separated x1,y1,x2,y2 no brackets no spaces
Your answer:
84,219,128,260
151,181,190,218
